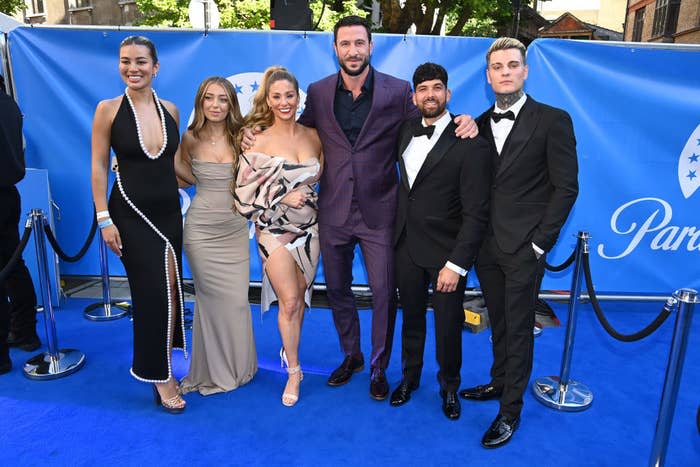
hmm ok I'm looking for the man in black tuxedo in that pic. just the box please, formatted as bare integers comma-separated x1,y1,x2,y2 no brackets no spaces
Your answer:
459,38,578,447
389,63,492,420
0,82,34,374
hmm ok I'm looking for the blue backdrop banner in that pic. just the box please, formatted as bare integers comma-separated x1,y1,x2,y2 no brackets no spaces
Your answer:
7,27,699,294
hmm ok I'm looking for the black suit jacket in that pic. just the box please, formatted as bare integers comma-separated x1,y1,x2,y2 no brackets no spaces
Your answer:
478,95,578,254
0,92,25,188
394,117,492,270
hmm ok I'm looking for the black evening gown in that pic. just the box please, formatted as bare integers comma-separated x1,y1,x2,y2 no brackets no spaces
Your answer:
108,94,185,383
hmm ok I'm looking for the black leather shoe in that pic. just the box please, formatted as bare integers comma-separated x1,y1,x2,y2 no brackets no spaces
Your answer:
369,368,389,400
481,414,520,448
0,348,11,375
327,355,364,386
440,389,461,420
390,380,418,407
459,383,502,401
7,332,41,352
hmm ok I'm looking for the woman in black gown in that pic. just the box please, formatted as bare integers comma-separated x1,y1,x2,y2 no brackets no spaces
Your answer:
91,36,186,413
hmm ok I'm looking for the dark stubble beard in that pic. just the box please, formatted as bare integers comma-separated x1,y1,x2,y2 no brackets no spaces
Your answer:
420,100,446,119
495,89,524,110
339,55,370,77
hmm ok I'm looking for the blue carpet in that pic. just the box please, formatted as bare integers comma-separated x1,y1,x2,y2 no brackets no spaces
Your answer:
0,297,698,466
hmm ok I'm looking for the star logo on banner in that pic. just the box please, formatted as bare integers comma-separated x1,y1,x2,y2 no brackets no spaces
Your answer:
679,124,700,198
186,72,306,126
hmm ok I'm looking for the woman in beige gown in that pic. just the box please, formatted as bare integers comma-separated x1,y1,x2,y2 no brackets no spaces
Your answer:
234,67,322,407
176,77,257,395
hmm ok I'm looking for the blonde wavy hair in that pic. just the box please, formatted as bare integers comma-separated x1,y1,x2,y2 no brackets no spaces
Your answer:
188,77,244,177
240,66,299,141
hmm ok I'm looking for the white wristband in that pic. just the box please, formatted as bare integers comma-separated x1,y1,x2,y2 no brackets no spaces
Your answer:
96,210,110,219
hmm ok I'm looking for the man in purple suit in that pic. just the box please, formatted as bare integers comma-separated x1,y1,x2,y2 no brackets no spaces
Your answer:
244,15,476,400
296,16,476,400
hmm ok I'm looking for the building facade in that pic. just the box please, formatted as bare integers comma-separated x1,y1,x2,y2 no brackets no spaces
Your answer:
537,0,627,32
624,0,700,43
18,0,140,26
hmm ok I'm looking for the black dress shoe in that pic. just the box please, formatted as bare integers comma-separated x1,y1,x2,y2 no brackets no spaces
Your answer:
481,414,520,448
369,368,389,400
0,349,11,375
327,355,364,386
390,380,418,407
459,383,502,401
440,390,461,420
7,332,41,352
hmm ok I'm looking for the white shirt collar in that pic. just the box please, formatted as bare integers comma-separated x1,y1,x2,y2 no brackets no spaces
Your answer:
492,93,527,120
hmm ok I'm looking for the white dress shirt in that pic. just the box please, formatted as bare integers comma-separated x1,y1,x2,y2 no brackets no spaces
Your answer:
402,111,452,188
489,94,544,257
401,112,468,277
490,93,527,155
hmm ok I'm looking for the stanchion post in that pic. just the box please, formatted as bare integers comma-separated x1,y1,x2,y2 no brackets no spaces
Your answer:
532,230,593,411
83,236,129,321
23,209,86,380
649,288,696,467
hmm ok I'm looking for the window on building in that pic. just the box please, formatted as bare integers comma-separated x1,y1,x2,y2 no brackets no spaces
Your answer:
68,0,91,8
632,8,644,42
27,0,45,14
652,0,681,36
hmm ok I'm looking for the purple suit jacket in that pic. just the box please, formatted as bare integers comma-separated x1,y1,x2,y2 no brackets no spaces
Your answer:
298,68,418,229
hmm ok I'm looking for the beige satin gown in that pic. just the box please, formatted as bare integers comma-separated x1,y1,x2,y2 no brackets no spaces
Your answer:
180,160,257,395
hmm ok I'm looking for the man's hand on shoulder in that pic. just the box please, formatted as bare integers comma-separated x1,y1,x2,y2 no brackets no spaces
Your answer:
453,114,479,139
241,126,262,152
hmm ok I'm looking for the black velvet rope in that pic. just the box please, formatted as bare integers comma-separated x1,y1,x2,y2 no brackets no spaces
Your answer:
545,249,576,272
43,213,97,263
0,224,33,283
582,253,672,342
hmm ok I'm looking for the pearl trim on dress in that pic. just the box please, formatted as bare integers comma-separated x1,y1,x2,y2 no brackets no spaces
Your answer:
124,88,168,160
115,169,188,384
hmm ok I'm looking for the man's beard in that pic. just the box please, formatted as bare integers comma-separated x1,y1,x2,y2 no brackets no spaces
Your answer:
339,55,370,77
419,100,446,119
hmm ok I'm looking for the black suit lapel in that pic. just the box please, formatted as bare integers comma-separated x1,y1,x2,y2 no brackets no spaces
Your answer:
479,110,497,152
411,119,458,189
397,121,417,193
497,97,540,177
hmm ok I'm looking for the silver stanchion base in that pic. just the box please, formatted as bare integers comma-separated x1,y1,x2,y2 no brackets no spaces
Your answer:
532,376,593,411
83,302,130,321
23,349,86,380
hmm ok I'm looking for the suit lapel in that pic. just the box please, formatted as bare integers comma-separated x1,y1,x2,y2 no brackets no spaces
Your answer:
411,119,458,190
354,69,383,146
320,74,352,150
479,109,497,152
497,96,540,177
397,120,418,193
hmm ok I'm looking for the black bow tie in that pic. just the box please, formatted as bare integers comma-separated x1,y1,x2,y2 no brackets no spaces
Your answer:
413,125,435,139
491,110,515,123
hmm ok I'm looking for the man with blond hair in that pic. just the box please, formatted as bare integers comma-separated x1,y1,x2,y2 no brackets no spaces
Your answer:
459,37,578,448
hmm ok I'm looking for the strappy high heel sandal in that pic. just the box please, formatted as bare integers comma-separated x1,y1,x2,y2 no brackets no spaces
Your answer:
282,365,303,407
152,384,186,414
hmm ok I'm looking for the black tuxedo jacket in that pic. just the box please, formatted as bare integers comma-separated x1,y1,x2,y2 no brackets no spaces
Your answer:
394,117,492,271
478,96,578,254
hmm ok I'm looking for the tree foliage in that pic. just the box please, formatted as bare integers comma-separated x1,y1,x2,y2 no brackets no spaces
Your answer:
136,0,364,30
378,0,513,36
0,0,25,16
134,0,513,37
